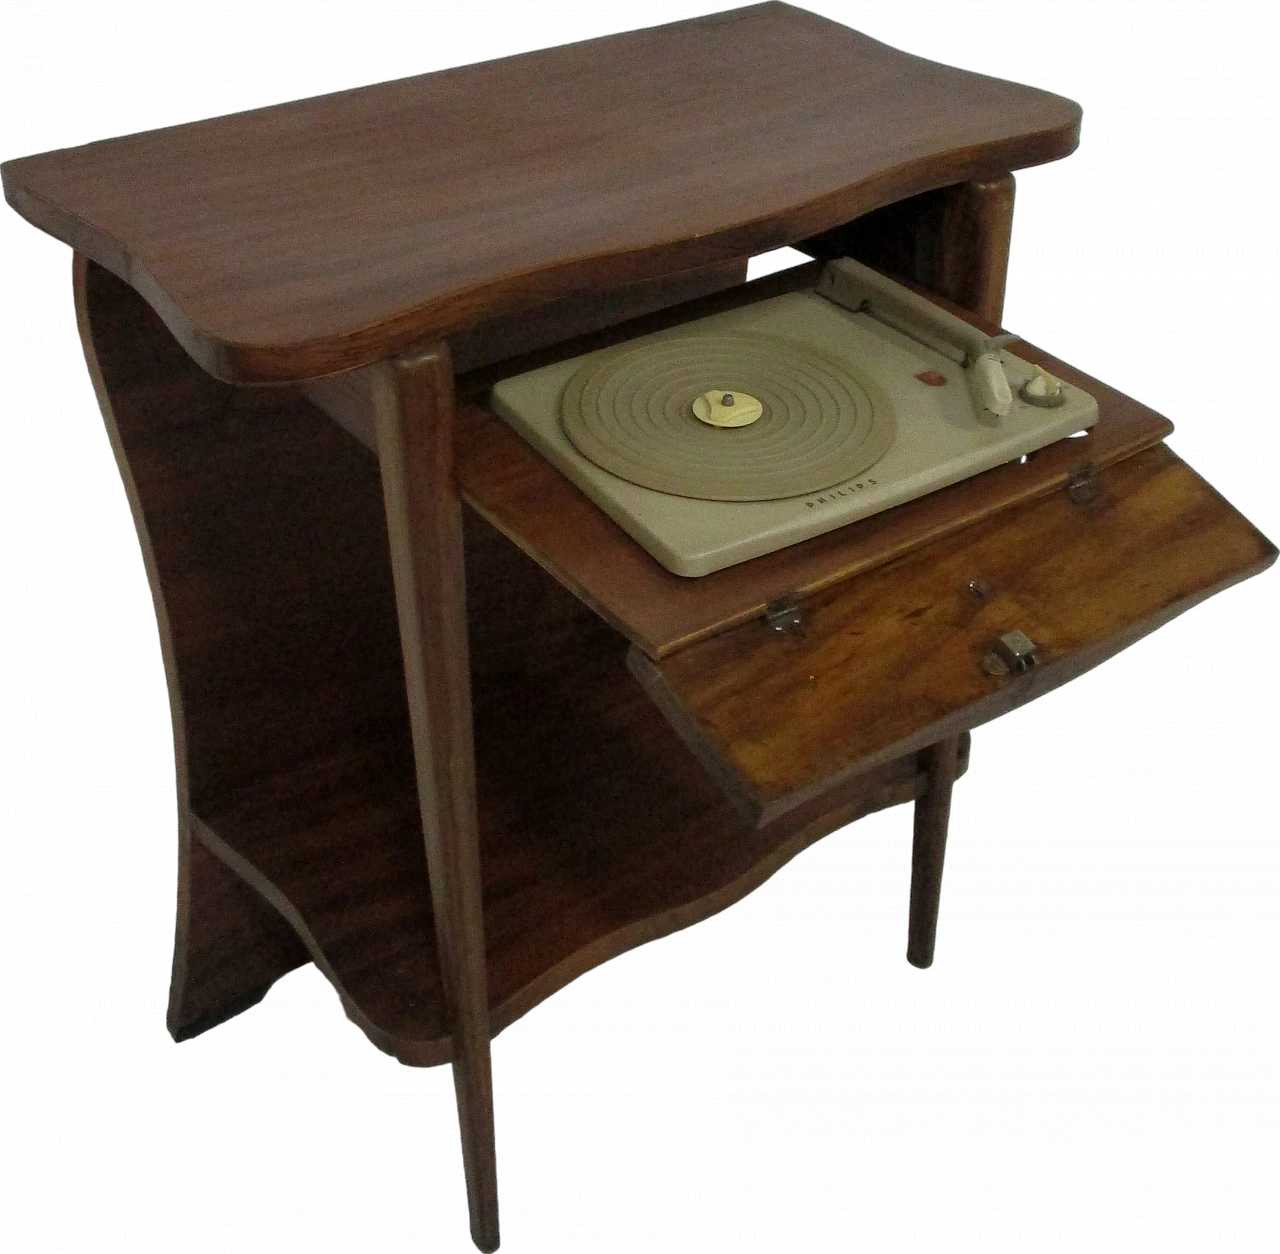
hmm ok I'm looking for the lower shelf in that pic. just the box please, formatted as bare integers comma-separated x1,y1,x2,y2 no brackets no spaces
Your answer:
197,519,966,1066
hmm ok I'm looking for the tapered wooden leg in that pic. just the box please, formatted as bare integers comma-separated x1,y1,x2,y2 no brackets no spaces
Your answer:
372,345,499,1252
451,1039,498,1253
908,735,963,969
803,173,1017,324
925,176,1016,325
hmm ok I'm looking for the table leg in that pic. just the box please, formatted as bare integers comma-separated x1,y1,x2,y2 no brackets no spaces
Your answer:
373,345,499,1252
803,173,1017,325
908,734,963,969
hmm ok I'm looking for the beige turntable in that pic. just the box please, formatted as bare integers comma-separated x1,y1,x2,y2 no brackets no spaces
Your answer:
491,258,1098,577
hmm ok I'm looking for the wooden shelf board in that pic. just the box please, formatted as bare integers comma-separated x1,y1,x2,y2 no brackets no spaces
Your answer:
195,524,968,1067
467,540,972,1037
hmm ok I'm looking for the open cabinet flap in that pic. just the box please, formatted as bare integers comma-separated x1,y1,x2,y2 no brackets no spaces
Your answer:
629,444,1276,826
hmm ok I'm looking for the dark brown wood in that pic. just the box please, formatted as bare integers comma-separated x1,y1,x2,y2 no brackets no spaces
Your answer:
73,259,413,812
631,445,1277,825
805,176,1017,323
455,266,1174,660
448,258,750,377
74,255,320,1035
907,737,963,969
303,259,751,451
168,831,311,1040
190,506,970,1067
456,517,975,1045
72,264,450,1059
456,260,827,393
2,4,1080,383
9,13,1273,1252
372,345,498,1251
935,178,1017,323
71,253,977,1081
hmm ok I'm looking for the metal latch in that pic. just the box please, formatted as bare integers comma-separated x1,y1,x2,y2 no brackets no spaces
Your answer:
1065,464,1097,504
765,594,806,635
982,629,1040,676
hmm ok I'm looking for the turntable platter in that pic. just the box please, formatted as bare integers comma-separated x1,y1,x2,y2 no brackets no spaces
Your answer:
559,331,896,502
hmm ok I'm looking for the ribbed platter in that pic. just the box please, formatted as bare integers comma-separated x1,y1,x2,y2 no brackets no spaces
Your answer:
559,331,896,501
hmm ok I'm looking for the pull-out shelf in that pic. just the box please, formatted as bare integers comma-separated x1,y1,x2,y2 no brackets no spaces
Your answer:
454,263,1176,659
458,264,1276,827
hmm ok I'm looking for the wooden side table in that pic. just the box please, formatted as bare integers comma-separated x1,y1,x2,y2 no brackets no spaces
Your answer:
4,6,1273,1249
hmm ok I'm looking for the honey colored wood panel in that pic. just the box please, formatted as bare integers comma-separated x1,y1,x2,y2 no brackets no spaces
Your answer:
2,5,1079,382
630,445,1276,825
456,331,1173,661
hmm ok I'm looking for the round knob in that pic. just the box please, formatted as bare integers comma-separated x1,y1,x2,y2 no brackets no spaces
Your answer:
1018,367,1066,408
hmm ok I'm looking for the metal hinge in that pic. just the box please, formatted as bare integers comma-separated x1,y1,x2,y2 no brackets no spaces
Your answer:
1065,463,1097,505
765,594,806,635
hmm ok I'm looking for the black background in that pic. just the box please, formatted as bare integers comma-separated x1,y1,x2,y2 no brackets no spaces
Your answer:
5,7,1274,1243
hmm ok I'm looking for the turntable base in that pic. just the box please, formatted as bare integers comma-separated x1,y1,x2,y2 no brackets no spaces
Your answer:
492,263,1096,575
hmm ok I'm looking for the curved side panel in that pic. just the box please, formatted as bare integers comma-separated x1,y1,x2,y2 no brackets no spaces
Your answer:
73,257,419,1039
74,256,316,1038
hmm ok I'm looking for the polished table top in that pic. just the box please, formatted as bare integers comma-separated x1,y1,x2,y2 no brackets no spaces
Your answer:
1,3,1079,383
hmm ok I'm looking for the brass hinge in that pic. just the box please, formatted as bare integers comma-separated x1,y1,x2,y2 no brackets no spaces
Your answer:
765,594,806,635
1065,463,1097,505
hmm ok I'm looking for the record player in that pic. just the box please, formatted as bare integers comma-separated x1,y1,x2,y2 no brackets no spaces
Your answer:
491,259,1097,575
4,6,1275,1252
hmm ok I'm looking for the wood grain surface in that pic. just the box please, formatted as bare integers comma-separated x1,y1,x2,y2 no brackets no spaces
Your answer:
167,831,311,1041
73,258,437,1057
630,444,1277,824
456,264,1174,660
372,346,499,1249
193,509,970,1068
906,736,963,970
303,259,751,450
2,4,1079,382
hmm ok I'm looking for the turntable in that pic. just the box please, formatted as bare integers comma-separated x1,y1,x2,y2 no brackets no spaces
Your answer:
491,259,1097,575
